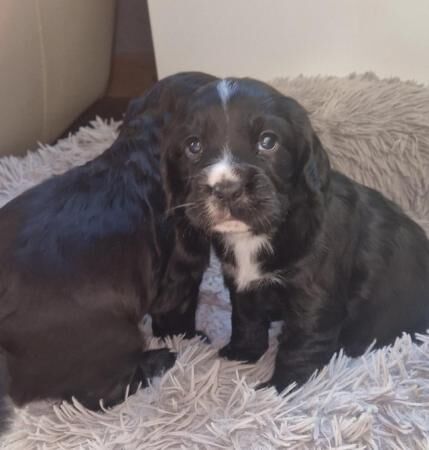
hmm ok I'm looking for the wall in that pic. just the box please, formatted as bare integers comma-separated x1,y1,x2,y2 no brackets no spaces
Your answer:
148,0,429,83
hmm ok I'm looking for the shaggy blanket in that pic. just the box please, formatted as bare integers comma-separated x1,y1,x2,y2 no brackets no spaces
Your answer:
0,73,428,449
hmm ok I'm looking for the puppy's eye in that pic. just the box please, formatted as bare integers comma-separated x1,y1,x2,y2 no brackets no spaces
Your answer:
184,136,202,157
258,131,279,152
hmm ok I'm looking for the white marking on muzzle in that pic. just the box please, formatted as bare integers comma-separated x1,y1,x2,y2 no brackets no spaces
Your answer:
206,151,238,187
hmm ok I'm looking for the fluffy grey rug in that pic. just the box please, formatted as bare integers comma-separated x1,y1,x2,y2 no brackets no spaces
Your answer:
0,73,428,449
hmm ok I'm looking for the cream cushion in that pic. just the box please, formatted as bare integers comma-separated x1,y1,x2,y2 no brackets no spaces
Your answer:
0,0,115,156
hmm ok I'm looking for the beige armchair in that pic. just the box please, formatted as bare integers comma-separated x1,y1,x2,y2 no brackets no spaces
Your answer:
0,0,116,156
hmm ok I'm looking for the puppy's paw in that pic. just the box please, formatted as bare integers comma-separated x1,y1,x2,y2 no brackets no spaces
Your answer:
219,343,263,363
255,380,273,391
191,330,211,343
256,376,297,394
140,348,177,381
154,328,210,343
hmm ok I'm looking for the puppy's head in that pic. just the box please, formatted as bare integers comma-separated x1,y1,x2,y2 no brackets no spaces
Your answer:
162,78,330,236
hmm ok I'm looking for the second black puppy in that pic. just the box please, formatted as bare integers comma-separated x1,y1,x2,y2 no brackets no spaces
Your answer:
162,76,429,392
0,72,214,410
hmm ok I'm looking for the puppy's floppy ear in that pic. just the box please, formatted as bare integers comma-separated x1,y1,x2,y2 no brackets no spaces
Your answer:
303,132,330,193
277,95,330,193
160,115,189,213
160,144,186,213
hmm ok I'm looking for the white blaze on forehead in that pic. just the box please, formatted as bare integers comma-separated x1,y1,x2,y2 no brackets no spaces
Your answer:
215,80,238,165
206,151,238,187
217,79,238,110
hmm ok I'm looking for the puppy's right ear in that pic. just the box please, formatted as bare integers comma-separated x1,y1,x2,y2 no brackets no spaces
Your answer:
160,94,196,213
160,126,189,214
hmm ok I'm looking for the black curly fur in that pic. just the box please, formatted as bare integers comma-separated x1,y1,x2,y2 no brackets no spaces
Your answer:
0,73,214,410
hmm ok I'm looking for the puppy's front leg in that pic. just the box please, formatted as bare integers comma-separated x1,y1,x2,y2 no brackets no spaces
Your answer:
151,270,202,340
265,324,341,392
151,224,210,339
219,287,270,363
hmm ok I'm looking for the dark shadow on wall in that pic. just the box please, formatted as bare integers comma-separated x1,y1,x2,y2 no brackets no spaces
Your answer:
59,0,157,140
109,0,158,98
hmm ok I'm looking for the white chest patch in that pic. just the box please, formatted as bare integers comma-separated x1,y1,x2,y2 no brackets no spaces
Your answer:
224,232,272,291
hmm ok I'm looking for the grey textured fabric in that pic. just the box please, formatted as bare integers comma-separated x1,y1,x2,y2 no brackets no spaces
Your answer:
0,74,428,449
274,73,429,234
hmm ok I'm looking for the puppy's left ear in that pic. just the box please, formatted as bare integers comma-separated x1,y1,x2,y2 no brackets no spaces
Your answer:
303,133,330,193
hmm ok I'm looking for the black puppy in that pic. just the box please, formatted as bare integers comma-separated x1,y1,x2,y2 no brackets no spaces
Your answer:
0,72,214,410
162,76,429,392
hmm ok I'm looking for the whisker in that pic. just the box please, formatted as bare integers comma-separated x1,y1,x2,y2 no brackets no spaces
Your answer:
166,202,196,214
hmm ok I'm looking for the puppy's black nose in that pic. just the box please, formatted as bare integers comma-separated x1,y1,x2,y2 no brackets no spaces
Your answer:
212,181,243,201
